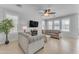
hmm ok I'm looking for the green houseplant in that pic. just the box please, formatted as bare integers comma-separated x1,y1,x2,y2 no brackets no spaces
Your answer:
0,18,14,44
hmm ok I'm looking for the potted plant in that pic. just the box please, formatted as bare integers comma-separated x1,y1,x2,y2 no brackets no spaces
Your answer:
0,18,14,44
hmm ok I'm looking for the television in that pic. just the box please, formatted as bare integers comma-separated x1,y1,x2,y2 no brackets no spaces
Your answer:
29,20,38,27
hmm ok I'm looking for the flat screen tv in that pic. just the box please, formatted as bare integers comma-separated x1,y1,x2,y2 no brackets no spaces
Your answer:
29,20,38,27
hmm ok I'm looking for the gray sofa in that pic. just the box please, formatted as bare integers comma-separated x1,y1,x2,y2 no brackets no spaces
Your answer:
18,32,45,54
42,30,61,40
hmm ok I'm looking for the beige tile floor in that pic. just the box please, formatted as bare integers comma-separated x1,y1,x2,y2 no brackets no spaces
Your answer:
0,38,79,54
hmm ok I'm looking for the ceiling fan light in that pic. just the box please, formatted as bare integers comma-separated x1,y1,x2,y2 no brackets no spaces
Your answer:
44,13,49,16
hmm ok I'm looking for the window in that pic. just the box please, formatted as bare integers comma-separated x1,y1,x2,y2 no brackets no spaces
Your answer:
61,18,70,31
5,14,18,33
47,21,53,30
54,20,60,30
42,21,45,30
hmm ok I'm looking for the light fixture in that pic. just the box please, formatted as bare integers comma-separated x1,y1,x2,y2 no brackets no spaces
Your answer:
44,13,49,16
42,8,56,17
44,13,50,16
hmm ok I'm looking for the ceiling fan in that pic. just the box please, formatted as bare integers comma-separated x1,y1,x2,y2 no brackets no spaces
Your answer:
42,8,56,16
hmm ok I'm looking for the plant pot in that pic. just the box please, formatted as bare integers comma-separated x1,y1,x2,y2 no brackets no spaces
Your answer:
5,40,9,44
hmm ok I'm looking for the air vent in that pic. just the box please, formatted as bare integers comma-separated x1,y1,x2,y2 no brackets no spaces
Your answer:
16,4,22,7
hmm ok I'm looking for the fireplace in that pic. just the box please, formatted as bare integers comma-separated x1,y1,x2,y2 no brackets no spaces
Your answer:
31,30,38,36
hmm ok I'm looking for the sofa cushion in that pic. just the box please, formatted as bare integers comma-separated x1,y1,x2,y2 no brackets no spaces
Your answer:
26,34,43,44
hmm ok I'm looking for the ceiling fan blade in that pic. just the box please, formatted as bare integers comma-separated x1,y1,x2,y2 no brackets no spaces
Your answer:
44,10,48,14
48,12,56,14
47,9,51,12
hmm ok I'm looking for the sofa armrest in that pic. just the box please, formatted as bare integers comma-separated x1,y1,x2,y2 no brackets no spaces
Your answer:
18,32,29,53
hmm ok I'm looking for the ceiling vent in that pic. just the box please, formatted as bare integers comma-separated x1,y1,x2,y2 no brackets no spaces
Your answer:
16,4,22,7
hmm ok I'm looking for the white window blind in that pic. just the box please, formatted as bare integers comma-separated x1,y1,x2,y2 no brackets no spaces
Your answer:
61,18,70,31
54,20,60,30
47,21,53,30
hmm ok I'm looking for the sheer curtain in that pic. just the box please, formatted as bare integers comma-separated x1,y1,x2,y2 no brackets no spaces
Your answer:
5,14,18,33
42,21,45,30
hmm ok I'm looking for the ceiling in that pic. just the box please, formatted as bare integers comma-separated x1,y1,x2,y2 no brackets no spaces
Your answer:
0,4,79,19
28,4,79,17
